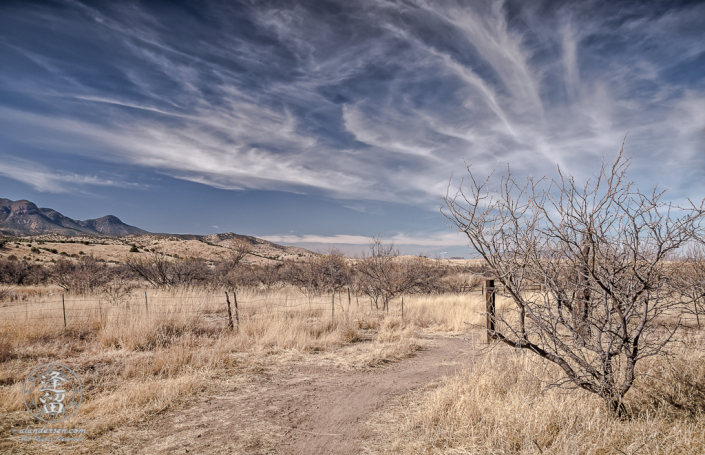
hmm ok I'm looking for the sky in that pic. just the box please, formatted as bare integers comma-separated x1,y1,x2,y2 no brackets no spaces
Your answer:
1,0,704,257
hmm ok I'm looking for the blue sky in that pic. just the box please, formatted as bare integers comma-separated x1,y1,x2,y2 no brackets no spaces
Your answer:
1,0,704,256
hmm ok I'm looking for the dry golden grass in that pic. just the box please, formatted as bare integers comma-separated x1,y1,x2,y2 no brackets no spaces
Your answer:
4,284,701,454
399,291,512,331
2,286,481,447
368,334,705,454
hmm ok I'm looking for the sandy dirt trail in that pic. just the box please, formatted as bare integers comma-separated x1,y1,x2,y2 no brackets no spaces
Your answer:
129,334,479,454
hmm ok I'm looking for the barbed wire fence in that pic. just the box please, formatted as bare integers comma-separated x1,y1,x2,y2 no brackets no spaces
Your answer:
1,288,489,330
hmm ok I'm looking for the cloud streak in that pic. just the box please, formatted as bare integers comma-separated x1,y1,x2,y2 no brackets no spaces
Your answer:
263,231,469,247
0,158,142,194
0,0,704,250
2,1,704,199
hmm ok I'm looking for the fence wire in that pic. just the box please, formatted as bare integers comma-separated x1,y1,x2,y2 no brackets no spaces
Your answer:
0,291,413,327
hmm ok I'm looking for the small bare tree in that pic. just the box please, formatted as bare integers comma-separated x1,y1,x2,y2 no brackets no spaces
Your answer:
674,245,705,329
0,285,13,302
52,256,109,294
101,274,136,306
124,250,208,289
124,250,172,288
283,258,323,299
443,149,705,416
355,238,418,312
225,239,252,268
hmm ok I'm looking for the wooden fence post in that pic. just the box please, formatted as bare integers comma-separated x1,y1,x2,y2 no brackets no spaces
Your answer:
348,288,351,310
225,292,234,331
233,289,240,332
144,291,149,315
62,294,67,329
485,279,495,343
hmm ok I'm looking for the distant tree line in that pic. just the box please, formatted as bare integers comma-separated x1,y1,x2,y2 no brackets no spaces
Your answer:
0,238,488,302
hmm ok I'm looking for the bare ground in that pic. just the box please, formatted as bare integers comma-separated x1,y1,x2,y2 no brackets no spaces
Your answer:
100,333,481,454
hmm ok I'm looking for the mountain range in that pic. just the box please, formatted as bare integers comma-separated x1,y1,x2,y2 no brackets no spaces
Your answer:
0,198,149,237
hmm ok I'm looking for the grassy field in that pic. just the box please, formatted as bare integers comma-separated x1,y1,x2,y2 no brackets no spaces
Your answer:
1,285,704,453
0,286,499,453
368,333,705,454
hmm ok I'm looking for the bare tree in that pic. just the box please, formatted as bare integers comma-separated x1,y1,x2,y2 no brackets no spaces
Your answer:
225,239,252,267
52,256,109,294
124,250,209,289
101,274,136,306
0,258,35,285
314,249,351,293
355,238,418,311
124,250,173,288
254,262,284,291
283,258,323,299
674,245,705,329
443,149,705,416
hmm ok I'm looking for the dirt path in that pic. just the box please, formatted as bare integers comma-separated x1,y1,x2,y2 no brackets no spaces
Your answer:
130,334,479,454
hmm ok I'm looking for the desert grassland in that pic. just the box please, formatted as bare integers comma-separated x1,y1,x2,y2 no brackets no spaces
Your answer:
367,331,705,454
4,286,703,454
0,286,492,449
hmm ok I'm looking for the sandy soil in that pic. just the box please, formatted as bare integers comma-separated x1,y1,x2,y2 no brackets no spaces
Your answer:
100,333,481,455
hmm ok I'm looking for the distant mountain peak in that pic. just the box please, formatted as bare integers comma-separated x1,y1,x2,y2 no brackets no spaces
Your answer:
0,198,148,237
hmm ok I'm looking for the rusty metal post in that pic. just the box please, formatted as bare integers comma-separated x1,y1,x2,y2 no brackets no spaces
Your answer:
485,279,495,343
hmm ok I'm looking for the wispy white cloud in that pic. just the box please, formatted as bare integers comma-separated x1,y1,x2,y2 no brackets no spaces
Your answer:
263,231,468,247
1,0,704,209
0,158,142,193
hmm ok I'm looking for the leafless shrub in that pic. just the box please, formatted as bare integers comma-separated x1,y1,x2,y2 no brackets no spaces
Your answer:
227,239,252,266
215,261,258,291
124,250,173,288
52,256,109,294
443,147,705,416
283,249,350,298
0,258,37,285
101,275,136,306
254,262,284,291
355,238,423,311
440,272,482,294
0,286,12,302
282,258,322,298
124,250,210,289
674,245,705,329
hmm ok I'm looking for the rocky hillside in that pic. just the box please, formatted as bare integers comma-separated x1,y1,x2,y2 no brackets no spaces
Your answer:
0,198,316,262
0,198,148,237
